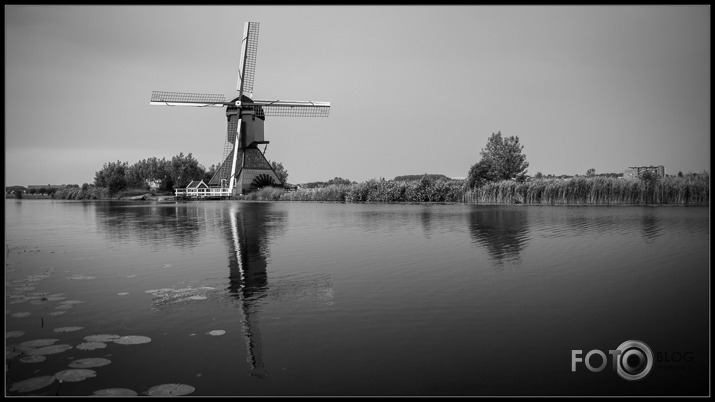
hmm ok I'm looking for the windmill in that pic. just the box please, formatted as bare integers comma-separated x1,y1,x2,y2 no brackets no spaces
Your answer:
150,21,330,196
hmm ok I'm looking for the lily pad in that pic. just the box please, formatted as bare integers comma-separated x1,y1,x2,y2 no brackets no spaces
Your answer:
59,300,84,305
9,376,56,392
146,383,195,396
54,326,83,333
76,342,107,351
26,344,73,356
27,274,50,281
19,355,46,363
114,335,151,345
55,368,97,382
69,357,111,368
20,339,59,348
67,275,96,280
11,312,31,318
93,388,138,396
84,334,120,342
146,288,173,294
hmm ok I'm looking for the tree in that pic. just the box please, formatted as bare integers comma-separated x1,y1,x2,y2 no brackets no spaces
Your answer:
203,163,220,184
481,131,529,181
94,160,129,195
465,159,493,189
327,177,353,186
534,172,543,180
640,170,659,183
170,152,205,189
394,174,450,181
271,161,288,184
586,168,595,177
465,131,529,188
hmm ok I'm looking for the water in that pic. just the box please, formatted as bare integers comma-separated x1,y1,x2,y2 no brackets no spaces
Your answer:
4,200,710,396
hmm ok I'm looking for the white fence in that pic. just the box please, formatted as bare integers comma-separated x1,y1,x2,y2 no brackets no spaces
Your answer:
174,188,231,198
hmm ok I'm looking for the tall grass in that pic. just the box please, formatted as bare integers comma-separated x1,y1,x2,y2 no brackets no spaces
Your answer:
240,178,464,203
51,187,174,200
51,186,111,200
463,175,709,205
54,175,707,205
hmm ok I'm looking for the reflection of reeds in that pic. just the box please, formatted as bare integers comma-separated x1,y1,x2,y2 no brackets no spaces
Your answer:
463,175,709,205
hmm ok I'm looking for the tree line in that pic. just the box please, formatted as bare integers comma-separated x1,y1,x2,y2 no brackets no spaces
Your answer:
87,153,292,197
10,130,707,205
93,153,217,195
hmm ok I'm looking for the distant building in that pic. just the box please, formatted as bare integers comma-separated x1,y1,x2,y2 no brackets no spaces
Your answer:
623,165,665,179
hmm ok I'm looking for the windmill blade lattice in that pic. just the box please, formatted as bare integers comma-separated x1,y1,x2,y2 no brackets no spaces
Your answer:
245,102,330,118
150,91,227,106
238,22,259,97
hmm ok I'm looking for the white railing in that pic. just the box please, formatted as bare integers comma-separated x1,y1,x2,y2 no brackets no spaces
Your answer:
174,188,231,198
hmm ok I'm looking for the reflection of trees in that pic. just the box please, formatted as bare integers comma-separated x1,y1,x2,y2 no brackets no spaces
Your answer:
96,202,203,249
640,209,662,243
224,202,287,379
468,206,530,264
420,207,432,238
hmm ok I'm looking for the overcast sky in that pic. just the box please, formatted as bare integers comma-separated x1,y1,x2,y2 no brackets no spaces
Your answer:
5,5,710,186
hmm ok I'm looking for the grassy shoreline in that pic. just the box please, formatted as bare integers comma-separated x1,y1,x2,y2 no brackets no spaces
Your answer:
9,175,709,206
463,175,709,205
241,176,709,206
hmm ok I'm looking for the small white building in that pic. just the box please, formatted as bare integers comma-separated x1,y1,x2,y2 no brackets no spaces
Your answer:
185,180,209,198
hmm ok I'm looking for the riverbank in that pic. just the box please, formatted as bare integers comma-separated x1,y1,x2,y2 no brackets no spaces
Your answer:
240,176,709,206
9,175,709,205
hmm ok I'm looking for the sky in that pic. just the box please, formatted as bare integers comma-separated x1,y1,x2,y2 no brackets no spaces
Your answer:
4,5,711,186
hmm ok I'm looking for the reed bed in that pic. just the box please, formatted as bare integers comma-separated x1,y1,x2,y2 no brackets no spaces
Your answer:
242,178,464,203
51,186,111,200
51,175,707,205
463,175,709,205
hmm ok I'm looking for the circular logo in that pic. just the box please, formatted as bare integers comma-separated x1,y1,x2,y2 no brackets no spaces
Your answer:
616,340,653,380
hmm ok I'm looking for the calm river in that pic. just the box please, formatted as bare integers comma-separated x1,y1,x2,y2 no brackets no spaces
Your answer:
4,200,710,396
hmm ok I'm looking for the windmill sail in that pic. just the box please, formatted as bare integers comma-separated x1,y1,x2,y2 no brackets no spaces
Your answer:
237,22,260,97
150,91,228,107
246,100,330,117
